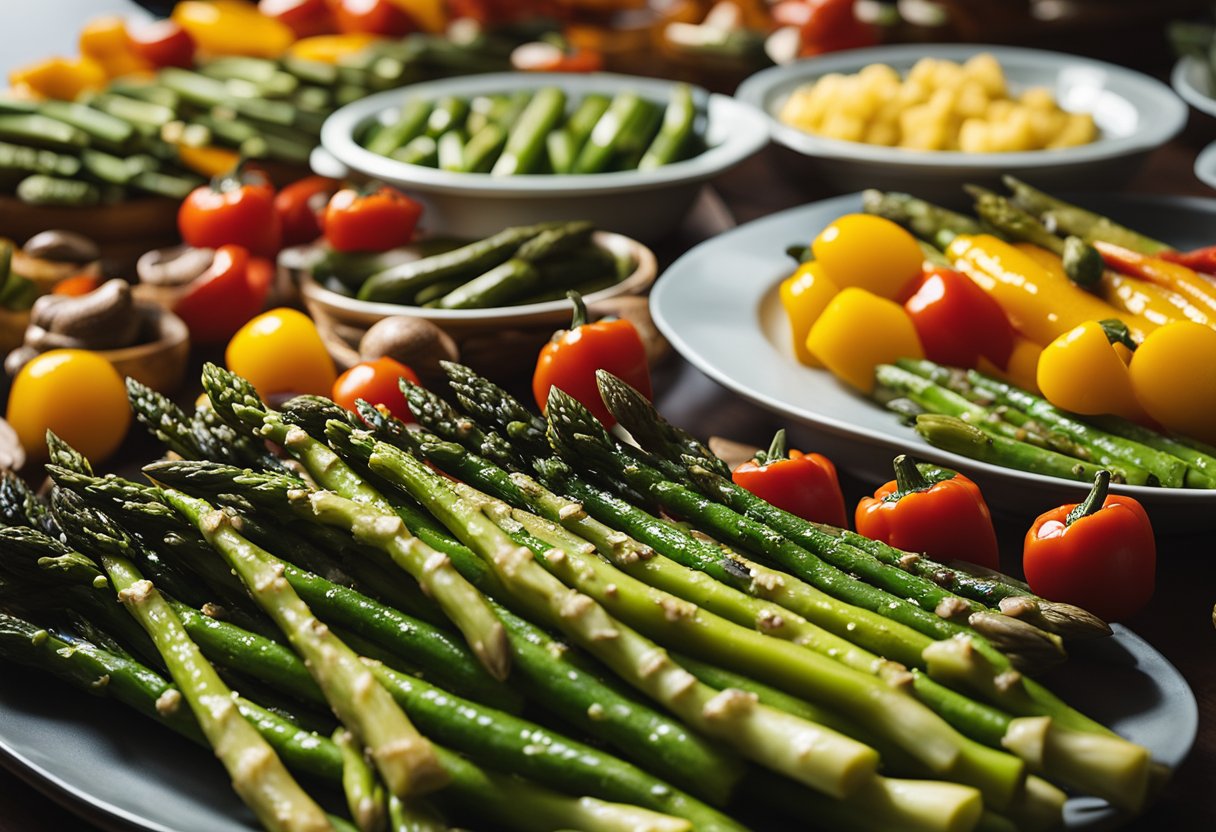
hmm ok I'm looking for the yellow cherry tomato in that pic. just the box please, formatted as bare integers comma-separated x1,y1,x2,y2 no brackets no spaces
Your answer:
6,349,130,464
1128,321,1216,443
225,308,337,398
779,261,839,367
810,214,924,299
806,288,924,393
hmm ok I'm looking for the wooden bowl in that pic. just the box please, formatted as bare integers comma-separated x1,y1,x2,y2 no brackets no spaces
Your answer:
100,302,191,394
0,196,181,270
0,308,30,357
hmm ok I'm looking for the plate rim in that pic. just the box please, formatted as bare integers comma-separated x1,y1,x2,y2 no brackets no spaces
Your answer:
650,191,1216,506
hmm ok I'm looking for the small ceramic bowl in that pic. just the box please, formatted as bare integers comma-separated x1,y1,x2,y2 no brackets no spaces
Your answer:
1172,54,1216,119
736,44,1187,203
317,72,770,241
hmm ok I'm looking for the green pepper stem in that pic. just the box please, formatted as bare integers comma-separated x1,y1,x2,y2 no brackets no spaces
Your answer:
567,290,588,329
1098,320,1137,352
758,429,788,464
1066,470,1111,526
891,453,930,497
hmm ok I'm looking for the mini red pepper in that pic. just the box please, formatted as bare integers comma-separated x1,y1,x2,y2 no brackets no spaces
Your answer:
903,266,1015,370
173,244,274,344
732,429,847,528
856,455,1000,571
178,162,282,258
533,291,651,428
1023,470,1155,622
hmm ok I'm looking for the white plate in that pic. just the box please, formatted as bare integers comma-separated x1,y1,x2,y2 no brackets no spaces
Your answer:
0,622,1195,831
735,45,1187,200
650,192,1216,530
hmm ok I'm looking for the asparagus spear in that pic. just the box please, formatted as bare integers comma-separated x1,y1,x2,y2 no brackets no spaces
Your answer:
333,727,388,832
861,189,986,250
160,486,449,799
1003,176,1171,254
1090,414,1216,488
199,363,511,682
0,612,696,832
0,469,58,535
49,491,337,832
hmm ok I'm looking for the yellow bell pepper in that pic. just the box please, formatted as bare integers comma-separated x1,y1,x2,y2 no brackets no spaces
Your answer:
806,288,923,393
1037,320,1148,422
387,0,447,33
1128,321,1216,444
173,1,296,58
1016,241,1193,330
80,16,152,79
8,56,107,100
287,34,382,64
978,336,1042,394
1093,241,1216,322
177,143,242,178
779,261,838,367
946,234,1157,345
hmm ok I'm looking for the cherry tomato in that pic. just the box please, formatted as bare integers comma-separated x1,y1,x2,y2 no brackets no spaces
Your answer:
275,176,342,247
259,0,337,38
52,274,102,297
174,245,274,345
328,0,414,35
333,357,420,423
226,308,337,397
811,214,924,299
323,185,423,252
179,164,282,258
7,349,130,464
128,20,197,69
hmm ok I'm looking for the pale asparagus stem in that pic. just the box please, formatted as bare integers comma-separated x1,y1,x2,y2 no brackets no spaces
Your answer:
264,413,509,682
1007,776,1068,832
161,488,449,799
333,728,387,832
925,638,1150,812
387,795,447,832
360,441,880,800
84,540,333,831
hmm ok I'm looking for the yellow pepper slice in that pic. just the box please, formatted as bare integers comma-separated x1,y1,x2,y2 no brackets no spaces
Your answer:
9,56,107,100
947,234,1157,345
779,261,838,367
177,143,242,178
1128,321,1216,444
287,34,382,64
80,17,152,78
811,213,924,299
1037,321,1148,421
978,335,1042,395
806,288,923,393
173,1,295,58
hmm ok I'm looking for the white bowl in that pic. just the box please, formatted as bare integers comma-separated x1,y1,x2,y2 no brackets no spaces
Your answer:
317,72,770,241
1171,54,1216,118
736,44,1187,202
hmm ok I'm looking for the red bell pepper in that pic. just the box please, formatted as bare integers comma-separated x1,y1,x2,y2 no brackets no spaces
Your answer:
732,430,847,528
903,266,1016,370
855,455,1000,571
1022,470,1155,622
533,291,651,428
178,161,282,259
172,244,274,345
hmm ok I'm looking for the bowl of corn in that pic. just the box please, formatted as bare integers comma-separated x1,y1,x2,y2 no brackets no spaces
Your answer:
735,44,1186,201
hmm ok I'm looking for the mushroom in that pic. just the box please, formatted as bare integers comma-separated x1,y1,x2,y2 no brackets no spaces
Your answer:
359,316,459,387
13,230,102,287
26,278,142,351
137,246,215,287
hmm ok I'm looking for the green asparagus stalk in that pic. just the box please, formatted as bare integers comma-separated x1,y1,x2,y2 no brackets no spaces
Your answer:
861,188,986,249
159,486,449,799
0,612,696,832
1090,414,1216,488
49,491,337,832
0,469,58,534
199,363,510,682
1003,176,1171,254
334,727,388,832
387,795,446,832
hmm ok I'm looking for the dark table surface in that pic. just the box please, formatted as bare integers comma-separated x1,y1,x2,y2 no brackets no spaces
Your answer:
3,37,1216,832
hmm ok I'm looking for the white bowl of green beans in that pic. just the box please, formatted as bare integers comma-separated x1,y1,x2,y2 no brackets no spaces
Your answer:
318,72,770,241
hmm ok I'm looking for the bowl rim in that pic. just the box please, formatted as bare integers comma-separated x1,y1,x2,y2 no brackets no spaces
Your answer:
319,71,771,197
736,43,1187,169
100,302,189,362
1171,54,1216,119
296,229,657,324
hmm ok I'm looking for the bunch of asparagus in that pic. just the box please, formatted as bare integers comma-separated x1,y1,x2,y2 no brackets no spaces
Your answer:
0,360,1161,832
864,179,1216,488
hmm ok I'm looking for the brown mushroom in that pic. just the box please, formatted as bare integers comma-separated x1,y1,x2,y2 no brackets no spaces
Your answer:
359,316,459,387
13,230,102,288
137,246,215,287
27,278,142,351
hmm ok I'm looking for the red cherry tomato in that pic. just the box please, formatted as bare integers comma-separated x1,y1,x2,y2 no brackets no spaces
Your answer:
322,185,423,253
327,0,414,35
259,0,337,38
332,357,420,423
173,245,274,344
179,164,282,258
275,176,341,247
128,20,196,69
